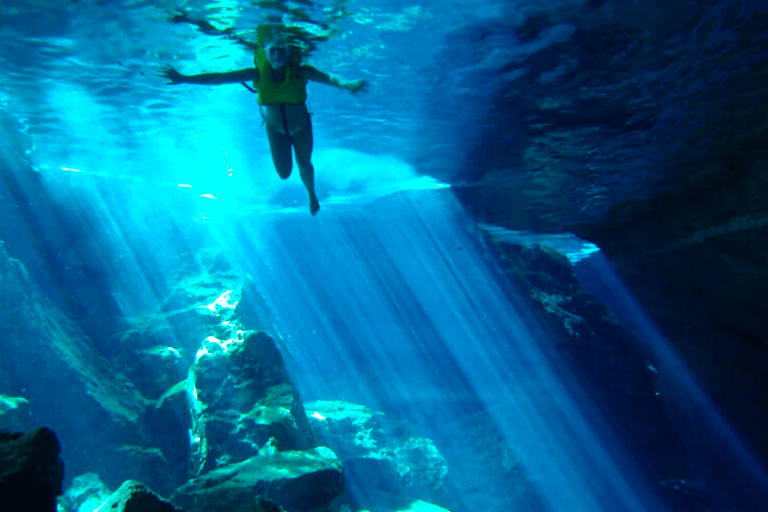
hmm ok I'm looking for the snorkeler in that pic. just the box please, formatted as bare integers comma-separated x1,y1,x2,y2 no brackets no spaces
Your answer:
159,24,366,215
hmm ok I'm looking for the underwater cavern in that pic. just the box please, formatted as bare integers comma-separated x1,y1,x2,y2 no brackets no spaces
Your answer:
1,1,768,512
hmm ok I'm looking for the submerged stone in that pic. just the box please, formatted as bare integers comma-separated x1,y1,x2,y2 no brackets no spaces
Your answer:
188,331,315,475
0,427,64,512
59,472,111,512
306,401,448,509
100,480,186,512
172,447,343,512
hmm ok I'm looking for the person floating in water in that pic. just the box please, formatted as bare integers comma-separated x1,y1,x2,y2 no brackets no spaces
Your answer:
160,23,366,215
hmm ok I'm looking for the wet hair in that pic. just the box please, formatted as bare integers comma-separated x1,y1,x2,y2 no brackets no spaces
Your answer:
256,23,314,57
257,24,279,45
257,24,294,48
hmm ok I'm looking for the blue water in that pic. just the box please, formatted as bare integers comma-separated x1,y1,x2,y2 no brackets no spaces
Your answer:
236,195,653,512
2,0,767,511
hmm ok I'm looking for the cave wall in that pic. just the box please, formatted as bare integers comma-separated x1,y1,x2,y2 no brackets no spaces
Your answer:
0,123,193,495
446,0,768,474
570,126,768,465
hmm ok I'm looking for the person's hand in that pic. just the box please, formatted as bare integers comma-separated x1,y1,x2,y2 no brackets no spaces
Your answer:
345,78,368,94
158,64,186,85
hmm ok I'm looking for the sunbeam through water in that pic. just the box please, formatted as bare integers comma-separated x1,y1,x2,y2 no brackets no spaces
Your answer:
2,1,767,511
212,189,659,512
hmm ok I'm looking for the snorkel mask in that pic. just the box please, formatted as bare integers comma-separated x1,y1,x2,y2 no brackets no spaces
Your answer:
257,24,292,69
265,41,291,68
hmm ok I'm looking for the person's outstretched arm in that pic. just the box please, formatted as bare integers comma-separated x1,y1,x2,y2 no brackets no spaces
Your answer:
170,11,257,51
300,65,367,93
159,65,259,85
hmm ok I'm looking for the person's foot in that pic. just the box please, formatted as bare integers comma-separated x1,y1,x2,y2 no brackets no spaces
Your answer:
309,194,320,216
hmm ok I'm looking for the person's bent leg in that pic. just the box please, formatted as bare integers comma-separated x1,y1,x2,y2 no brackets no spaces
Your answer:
292,120,319,215
266,125,293,179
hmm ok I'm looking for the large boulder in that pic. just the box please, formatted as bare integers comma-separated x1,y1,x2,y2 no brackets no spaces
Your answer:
59,472,112,512
340,500,453,512
99,480,185,512
306,401,447,510
0,427,64,512
305,402,388,461
392,438,447,496
119,255,283,495
119,253,279,400
172,447,343,512
188,331,315,475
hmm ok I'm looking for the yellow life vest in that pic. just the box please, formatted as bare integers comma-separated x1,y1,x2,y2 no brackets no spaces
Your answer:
253,46,307,105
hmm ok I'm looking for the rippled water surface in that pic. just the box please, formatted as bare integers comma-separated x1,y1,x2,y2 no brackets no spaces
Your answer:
1,0,766,218
1,1,482,195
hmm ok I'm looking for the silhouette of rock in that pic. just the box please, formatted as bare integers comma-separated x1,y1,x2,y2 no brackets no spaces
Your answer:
100,480,185,512
0,427,64,512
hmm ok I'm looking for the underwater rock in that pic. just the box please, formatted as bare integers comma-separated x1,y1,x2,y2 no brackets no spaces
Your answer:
119,252,280,399
492,242,688,481
0,427,64,512
171,447,343,512
306,401,448,509
305,401,388,460
188,331,314,475
122,252,277,347
337,500,453,512
392,437,448,495
59,472,112,512
305,401,408,510
99,480,185,512
397,500,453,512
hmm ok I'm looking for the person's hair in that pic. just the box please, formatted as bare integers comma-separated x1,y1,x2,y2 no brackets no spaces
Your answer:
256,23,317,58
257,24,289,47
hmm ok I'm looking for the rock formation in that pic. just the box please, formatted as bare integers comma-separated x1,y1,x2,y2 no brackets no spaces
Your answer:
0,427,65,512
